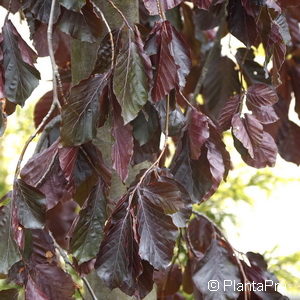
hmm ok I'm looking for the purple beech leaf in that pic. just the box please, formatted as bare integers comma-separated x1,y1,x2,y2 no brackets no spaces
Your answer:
57,2,103,43
61,72,109,146
137,194,178,269
136,260,154,299
113,28,150,124
58,146,79,183
28,229,57,265
276,120,300,165
25,264,75,300
0,201,21,275
14,179,46,229
202,48,241,120
227,0,258,48
111,99,134,182
70,181,107,264
20,140,70,210
2,20,40,106
217,94,242,132
146,21,177,102
249,105,279,124
232,113,264,159
143,0,183,15
265,21,287,86
22,0,61,24
140,169,192,227
146,21,191,102
187,216,215,258
188,109,210,160
192,239,241,300
169,25,191,88
246,83,279,107
202,125,231,201
95,199,142,295
154,264,182,296
234,131,277,168
58,0,86,12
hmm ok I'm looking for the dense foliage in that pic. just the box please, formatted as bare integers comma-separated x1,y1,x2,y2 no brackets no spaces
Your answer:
0,0,299,299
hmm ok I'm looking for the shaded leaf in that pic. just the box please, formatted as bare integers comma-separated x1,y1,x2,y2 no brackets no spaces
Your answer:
217,95,242,132
70,181,107,264
227,0,258,47
154,264,182,296
146,21,191,102
132,103,159,146
188,109,209,160
113,29,150,124
137,187,178,269
202,47,241,120
0,201,21,275
22,0,60,23
14,179,46,229
61,73,109,146
143,0,183,16
57,3,103,43
232,113,263,159
20,140,70,210
26,264,75,300
192,240,241,300
2,20,40,106
246,83,278,107
59,0,86,11
111,100,134,182
95,199,141,295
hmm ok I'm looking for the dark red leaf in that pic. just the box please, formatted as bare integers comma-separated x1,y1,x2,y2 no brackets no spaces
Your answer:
137,191,178,269
26,264,75,300
22,0,61,24
20,140,70,210
217,95,242,132
232,113,264,159
227,0,258,47
146,21,191,102
95,199,141,295
143,0,183,15
188,109,210,160
246,83,278,107
111,100,134,182
61,73,109,146
154,264,182,296
14,179,46,229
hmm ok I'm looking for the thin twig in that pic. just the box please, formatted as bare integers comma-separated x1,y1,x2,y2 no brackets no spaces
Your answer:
106,0,134,30
47,0,62,112
92,2,115,69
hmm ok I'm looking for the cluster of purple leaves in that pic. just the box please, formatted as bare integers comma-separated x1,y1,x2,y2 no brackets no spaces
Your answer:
0,0,299,299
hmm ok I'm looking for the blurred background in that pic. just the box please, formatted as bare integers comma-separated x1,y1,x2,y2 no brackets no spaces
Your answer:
0,7,300,299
